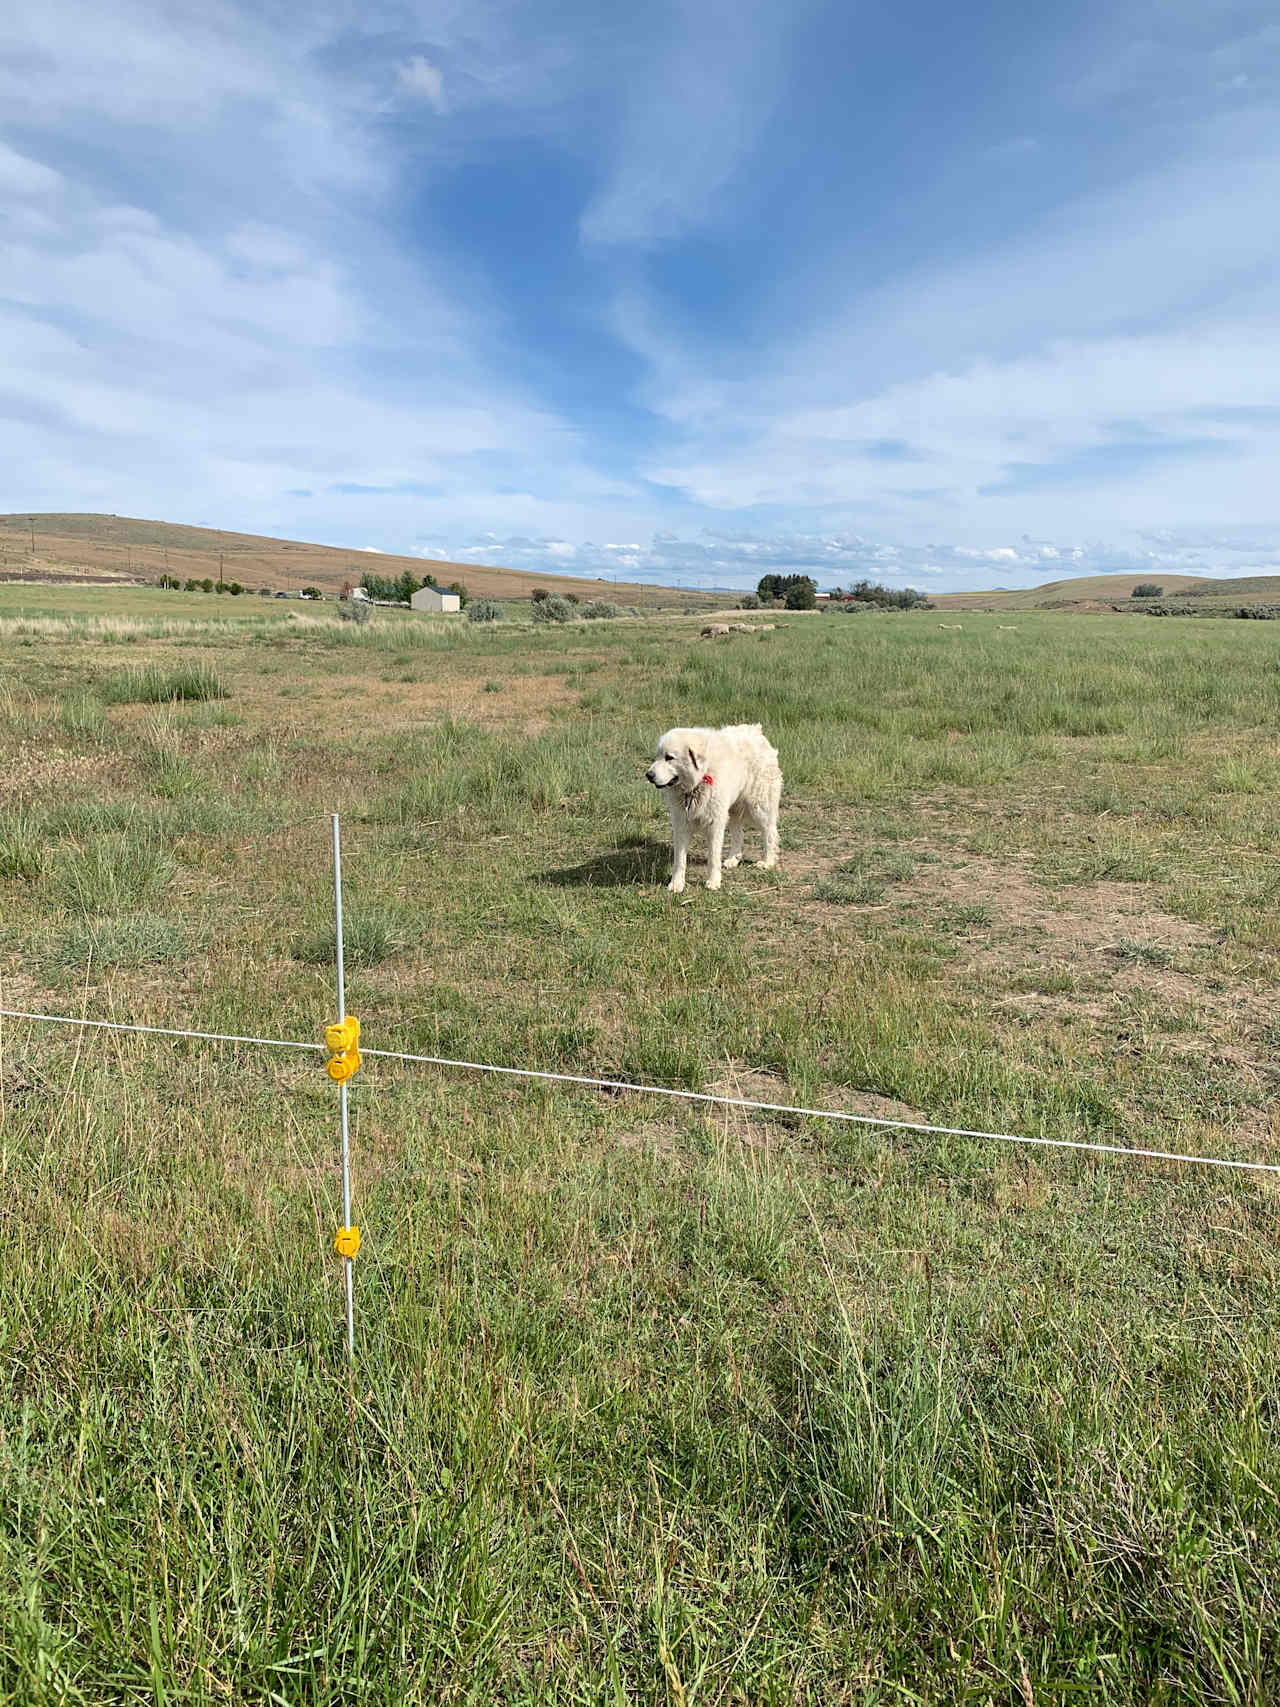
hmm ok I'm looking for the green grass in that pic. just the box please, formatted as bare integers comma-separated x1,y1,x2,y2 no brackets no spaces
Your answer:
0,809,43,880
2,595,1280,1702
292,902,411,967
97,660,227,703
57,691,109,741
52,833,178,915
43,912,187,978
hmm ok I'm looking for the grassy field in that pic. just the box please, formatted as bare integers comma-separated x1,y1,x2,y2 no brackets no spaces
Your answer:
3,586,1280,1703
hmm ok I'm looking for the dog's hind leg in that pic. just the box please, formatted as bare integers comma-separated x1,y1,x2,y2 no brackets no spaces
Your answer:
722,818,745,870
760,785,781,869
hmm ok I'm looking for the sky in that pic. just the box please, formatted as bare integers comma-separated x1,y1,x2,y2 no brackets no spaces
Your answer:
2,0,1279,593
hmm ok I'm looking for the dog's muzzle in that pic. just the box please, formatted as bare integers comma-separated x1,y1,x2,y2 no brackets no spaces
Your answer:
646,768,675,788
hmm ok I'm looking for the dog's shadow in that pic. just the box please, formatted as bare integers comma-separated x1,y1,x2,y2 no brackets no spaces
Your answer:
536,836,672,888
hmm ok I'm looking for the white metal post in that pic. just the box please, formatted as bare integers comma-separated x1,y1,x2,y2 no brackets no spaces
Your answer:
332,813,355,1359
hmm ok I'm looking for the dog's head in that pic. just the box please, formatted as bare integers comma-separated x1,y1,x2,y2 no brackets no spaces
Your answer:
646,728,706,792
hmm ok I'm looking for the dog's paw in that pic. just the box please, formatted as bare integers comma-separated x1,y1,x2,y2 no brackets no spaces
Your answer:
667,879,685,894
704,875,722,891
722,856,740,869
760,857,778,870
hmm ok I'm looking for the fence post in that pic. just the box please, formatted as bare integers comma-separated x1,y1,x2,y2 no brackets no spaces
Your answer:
332,813,355,1360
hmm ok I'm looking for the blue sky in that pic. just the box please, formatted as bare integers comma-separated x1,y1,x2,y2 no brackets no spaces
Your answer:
2,0,1278,591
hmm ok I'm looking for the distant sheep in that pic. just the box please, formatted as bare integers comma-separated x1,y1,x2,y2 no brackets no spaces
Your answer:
701,622,776,638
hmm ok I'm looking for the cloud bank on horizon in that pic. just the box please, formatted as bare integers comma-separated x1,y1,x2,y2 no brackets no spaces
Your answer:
2,0,1279,591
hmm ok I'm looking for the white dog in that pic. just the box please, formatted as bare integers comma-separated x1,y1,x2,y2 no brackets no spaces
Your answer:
645,724,782,893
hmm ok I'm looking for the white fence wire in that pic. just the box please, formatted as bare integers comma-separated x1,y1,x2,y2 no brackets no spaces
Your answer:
3,1004,1278,1178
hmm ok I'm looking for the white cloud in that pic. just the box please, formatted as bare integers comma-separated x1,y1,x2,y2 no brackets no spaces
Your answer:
398,55,446,113
0,142,64,196
580,0,797,248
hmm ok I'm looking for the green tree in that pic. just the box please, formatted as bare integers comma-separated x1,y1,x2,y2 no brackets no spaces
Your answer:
784,577,817,610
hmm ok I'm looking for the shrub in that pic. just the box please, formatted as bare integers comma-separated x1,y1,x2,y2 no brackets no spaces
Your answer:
301,586,323,600
531,596,574,623
1131,582,1164,598
740,593,762,610
155,574,180,589
227,582,244,596
838,580,932,611
98,663,226,704
784,578,817,610
530,588,550,603
468,599,504,623
581,601,621,619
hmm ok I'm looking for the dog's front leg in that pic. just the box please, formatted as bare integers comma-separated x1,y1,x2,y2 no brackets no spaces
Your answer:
704,807,729,890
667,810,689,894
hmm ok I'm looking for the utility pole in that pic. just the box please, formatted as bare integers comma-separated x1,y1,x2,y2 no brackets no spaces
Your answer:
219,552,224,592
29,517,35,555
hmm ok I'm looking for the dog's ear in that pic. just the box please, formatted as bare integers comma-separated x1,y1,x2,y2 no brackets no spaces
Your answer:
687,745,701,772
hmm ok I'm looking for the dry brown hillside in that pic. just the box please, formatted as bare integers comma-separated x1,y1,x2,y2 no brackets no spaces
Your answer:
0,513,713,606
934,572,1225,610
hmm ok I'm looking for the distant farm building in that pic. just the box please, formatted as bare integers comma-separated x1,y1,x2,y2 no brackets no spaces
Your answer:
410,584,460,613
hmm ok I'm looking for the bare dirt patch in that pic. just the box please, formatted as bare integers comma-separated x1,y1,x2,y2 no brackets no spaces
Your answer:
929,862,1204,961
706,1063,925,1138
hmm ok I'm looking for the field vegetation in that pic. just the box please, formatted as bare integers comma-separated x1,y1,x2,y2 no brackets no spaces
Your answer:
2,583,1280,1702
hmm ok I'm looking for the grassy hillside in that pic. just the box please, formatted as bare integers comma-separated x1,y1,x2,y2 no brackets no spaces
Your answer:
935,571,1280,610
934,571,1215,609
0,512,719,607
3,587,1280,1700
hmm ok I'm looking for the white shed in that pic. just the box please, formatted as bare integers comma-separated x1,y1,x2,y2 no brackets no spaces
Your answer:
410,585,461,614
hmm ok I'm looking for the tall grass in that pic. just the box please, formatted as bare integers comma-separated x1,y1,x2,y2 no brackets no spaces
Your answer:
364,718,620,828
0,809,43,880
98,661,227,703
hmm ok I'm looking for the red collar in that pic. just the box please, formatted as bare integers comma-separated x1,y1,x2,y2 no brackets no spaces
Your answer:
701,773,714,787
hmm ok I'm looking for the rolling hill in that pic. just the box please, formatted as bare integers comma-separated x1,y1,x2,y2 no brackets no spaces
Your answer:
933,572,1280,610
0,513,714,606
